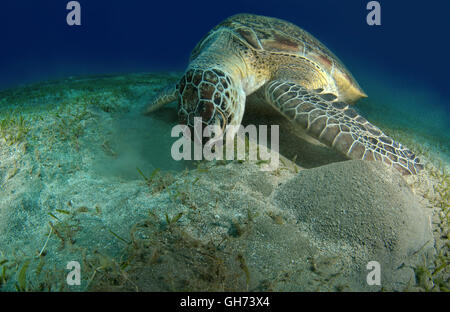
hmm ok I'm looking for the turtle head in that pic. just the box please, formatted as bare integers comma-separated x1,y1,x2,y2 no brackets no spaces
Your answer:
177,67,245,144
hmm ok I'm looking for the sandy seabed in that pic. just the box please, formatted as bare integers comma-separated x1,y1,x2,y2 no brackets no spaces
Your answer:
0,73,448,291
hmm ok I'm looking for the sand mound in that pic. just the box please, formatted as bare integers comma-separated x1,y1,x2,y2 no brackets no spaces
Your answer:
274,160,434,290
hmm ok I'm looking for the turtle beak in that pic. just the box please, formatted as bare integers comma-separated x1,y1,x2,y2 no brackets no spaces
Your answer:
178,114,222,146
198,111,228,146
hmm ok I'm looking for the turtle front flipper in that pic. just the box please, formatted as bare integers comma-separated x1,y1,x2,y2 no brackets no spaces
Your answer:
143,84,178,114
264,80,423,175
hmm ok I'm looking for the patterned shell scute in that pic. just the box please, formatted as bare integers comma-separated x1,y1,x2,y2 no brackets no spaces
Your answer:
227,14,366,101
190,14,366,102
224,14,336,60
191,14,331,60
191,14,345,76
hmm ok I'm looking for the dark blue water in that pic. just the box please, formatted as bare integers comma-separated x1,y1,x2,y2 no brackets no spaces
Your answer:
0,0,448,150
0,1,447,93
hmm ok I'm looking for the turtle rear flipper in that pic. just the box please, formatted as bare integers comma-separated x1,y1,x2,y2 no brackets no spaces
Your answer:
264,80,423,175
143,84,178,115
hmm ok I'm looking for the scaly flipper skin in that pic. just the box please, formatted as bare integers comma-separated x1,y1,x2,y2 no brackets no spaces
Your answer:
264,80,423,175
143,84,178,115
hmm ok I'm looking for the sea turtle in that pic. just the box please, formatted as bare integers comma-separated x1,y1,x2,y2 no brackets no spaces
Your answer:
144,13,423,175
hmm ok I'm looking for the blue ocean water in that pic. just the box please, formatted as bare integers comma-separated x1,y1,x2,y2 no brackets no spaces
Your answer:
0,1,448,92
0,1,449,292
0,0,448,153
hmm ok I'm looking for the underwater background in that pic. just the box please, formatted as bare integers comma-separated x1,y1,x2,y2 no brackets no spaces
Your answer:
0,0,448,292
0,0,448,160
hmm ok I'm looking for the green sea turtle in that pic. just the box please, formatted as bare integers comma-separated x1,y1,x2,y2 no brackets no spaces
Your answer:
144,14,422,175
